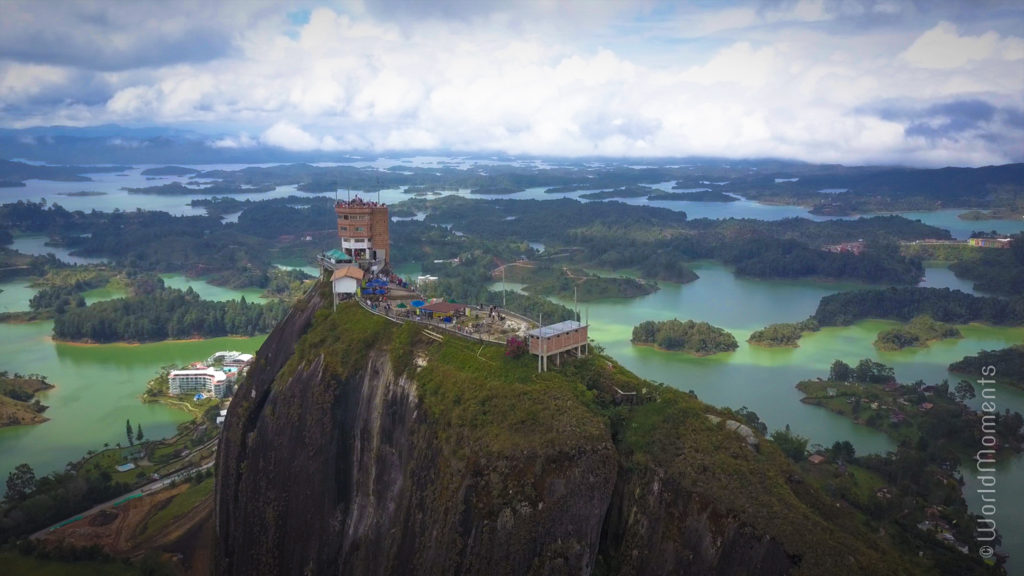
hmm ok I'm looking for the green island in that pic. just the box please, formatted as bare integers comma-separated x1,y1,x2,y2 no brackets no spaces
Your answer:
949,345,1024,390
797,359,1023,453
0,159,130,187
0,372,53,428
631,318,738,355
578,185,657,200
57,191,107,197
543,184,591,194
959,208,1024,221
139,166,201,177
122,181,276,195
52,281,288,343
469,186,524,195
795,358,1024,561
787,360,1021,569
873,315,962,351
646,190,738,202
502,263,660,301
401,185,455,195
747,318,820,347
813,286,1024,326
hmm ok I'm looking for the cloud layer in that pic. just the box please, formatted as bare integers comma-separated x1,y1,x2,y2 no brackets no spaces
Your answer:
1,0,1022,166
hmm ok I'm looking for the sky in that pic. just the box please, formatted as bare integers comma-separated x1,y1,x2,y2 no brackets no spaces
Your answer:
1,0,1022,167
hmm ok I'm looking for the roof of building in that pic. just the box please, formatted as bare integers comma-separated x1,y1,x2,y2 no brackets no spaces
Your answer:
169,367,227,382
331,266,365,281
326,249,353,262
420,302,467,314
527,320,586,338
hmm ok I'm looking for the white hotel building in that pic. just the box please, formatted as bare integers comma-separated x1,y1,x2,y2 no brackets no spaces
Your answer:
169,368,231,399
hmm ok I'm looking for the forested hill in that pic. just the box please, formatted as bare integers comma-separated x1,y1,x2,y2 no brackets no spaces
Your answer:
813,287,1024,326
53,284,288,343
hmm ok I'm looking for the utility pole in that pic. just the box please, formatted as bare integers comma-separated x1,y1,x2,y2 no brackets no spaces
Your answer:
538,312,543,373
502,266,506,308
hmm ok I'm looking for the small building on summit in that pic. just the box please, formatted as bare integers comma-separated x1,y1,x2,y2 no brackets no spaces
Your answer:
527,320,589,372
332,265,365,299
323,249,354,265
419,301,468,320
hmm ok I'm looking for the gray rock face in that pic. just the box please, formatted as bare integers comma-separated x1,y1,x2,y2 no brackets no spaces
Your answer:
215,293,794,576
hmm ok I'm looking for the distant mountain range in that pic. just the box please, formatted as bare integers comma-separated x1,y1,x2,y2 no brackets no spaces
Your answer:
0,124,360,165
0,124,842,167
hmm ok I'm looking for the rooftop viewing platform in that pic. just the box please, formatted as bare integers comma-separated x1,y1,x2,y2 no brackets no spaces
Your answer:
334,197,386,209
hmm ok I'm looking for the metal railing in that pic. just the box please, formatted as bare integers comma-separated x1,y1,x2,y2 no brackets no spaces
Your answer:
353,297,520,345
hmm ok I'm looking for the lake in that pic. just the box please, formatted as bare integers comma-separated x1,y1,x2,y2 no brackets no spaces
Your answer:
6,166,1024,237
491,263,1022,449
0,279,265,483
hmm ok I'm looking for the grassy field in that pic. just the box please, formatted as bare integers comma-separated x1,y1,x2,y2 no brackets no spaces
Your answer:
139,475,215,540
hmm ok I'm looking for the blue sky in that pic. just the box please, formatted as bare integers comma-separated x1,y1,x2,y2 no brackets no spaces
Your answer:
0,0,1021,166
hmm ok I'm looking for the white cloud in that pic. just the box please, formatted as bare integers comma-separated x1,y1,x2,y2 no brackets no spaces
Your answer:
2,1,1023,166
260,121,321,151
902,21,1024,69
0,63,73,102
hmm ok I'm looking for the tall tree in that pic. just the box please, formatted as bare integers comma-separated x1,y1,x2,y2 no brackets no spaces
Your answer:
126,418,134,446
829,359,851,382
136,423,144,443
5,463,36,501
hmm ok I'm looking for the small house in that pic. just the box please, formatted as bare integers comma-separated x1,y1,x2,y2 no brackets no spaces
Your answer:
419,302,468,321
332,266,365,298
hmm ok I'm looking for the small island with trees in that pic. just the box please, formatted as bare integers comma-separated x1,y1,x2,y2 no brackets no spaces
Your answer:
748,318,819,347
0,371,53,428
631,318,738,356
949,345,1024,390
873,315,962,351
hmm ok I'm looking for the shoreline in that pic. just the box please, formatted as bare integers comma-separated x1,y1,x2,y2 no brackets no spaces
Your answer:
53,334,259,347
631,340,736,357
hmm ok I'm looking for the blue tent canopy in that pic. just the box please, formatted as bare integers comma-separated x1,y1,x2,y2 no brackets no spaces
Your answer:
411,300,426,307
374,289,387,295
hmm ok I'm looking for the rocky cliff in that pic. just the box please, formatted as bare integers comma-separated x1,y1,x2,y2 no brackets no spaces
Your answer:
216,286,927,576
